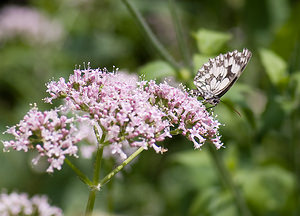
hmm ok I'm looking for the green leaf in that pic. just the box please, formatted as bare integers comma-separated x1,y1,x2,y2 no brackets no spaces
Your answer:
190,188,238,216
169,150,217,188
237,166,295,213
266,0,290,30
138,60,176,80
170,149,211,167
291,71,300,96
193,29,232,55
259,48,288,86
260,97,285,133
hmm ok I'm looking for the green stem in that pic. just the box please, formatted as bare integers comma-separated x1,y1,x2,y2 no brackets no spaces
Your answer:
107,171,114,214
85,126,105,216
208,144,252,216
121,0,181,71
100,147,144,186
93,126,105,184
168,0,193,74
85,191,96,216
65,158,93,186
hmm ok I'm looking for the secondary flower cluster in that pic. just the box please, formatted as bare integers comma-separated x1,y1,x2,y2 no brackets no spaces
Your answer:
3,105,79,172
142,81,222,149
3,66,222,172
0,6,64,45
0,191,62,216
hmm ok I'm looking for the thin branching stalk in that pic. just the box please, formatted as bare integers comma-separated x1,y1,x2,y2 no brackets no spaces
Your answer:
168,0,194,74
85,145,144,215
85,126,105,216
100,147,144,186
208,144,252,216
65,158,93,186
107,172,114,214
93,125,105,184
85,191,96,216
121,0,181,72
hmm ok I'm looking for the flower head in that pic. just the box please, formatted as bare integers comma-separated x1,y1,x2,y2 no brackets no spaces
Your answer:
45,67,222,160
3,66,222,173
2,105,80,172
0,191,63,216
141,80,222,149
0,5,64,45
46,68,171,157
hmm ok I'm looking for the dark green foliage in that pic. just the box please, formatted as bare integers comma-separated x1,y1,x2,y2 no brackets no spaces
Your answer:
0,0,300,215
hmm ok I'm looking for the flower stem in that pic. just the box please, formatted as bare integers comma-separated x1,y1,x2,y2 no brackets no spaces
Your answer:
168,0,193,74
121,0,181,71
100,147,144,186
65,158,93,186
85,126,105,216
93,125,105,184
85,191,96,216
208,144,252,216
107,172,114,214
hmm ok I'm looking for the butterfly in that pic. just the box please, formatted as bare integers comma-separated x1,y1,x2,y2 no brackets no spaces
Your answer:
193,48,252,106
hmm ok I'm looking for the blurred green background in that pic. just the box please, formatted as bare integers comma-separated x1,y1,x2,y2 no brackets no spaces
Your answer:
0,0,300,215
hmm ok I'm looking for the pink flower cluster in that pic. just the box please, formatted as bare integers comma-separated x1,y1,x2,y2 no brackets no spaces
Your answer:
46,68,171,155
142,81,222,149
0,5,64,45
3,105,79,172
3,66,222,172
0,191,62,216
45,67,222,158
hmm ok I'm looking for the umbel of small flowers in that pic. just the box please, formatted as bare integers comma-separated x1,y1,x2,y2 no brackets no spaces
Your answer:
0,190,63,216
3,67,222,174
0,5,64,45
2,105,80,173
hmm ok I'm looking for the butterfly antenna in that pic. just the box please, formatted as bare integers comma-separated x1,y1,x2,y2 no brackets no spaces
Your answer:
220,100,241,117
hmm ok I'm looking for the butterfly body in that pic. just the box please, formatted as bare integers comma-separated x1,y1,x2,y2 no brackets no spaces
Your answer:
193,48,252,106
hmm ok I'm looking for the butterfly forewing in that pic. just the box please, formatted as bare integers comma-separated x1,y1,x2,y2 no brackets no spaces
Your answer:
194,48,252,105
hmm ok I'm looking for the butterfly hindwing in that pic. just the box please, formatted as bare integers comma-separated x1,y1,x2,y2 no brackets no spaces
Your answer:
194,48,252,105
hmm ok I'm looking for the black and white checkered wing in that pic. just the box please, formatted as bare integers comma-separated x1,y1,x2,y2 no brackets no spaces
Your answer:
194,48,252,105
